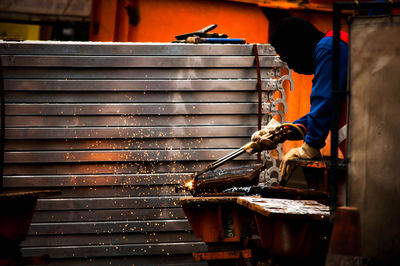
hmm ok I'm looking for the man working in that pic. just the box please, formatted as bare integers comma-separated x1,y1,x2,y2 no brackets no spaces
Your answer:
251,17,349,182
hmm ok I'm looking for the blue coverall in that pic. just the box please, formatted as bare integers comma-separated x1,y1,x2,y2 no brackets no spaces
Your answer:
293,34,348,150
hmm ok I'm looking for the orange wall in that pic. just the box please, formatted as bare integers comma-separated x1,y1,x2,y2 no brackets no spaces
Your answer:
91,0,269,43
91,0,342,156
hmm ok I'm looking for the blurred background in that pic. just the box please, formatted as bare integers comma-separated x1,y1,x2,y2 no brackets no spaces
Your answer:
0,0,344,43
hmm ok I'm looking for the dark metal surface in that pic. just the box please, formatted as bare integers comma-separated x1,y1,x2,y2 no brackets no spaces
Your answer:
0,52,4,191
29,220,192,235
46,255,207,266
22,242,207,259
22,231,198,247
35,196,182,210
254,44,263,163
31,208,186,223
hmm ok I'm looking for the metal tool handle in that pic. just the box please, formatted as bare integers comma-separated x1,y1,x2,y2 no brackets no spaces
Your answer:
193,142,256,181
175,24,218,40
197,24,217,34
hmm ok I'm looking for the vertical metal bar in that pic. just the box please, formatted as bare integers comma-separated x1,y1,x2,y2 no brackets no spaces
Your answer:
0,57,4,192
330,2,342,217
253,44,262,163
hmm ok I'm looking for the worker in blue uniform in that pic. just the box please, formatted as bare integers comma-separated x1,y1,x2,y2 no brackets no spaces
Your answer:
251,17,349,182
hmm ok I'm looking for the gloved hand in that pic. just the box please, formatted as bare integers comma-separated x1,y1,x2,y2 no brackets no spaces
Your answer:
279,142,321,184
246,127,279,154
251,127,273,142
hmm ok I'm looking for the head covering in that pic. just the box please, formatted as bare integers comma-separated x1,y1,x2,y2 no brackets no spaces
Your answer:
271,17,324,74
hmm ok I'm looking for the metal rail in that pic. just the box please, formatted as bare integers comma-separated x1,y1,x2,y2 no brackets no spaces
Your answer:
0,54,4,192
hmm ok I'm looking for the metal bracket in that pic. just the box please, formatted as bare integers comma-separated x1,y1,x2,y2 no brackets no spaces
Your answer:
193,249,252,261
278,68,294,92
258,61,294,185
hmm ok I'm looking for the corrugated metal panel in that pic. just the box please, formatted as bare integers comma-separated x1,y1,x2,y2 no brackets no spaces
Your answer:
1,41,284,264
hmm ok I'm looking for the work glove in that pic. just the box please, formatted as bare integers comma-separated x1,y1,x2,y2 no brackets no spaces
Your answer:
249,124,305,154
247,119,282,154
247,127,279,154
279,142,321,184
251,118,281,142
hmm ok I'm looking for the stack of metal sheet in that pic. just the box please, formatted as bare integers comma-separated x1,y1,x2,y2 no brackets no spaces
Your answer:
0,41,289,265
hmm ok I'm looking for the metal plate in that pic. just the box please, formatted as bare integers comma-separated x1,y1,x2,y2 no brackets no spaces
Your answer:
6,91,259,103
29,219,192,234
21,242,207,259
4,138,250,151
1,55,282,68
5,126,257,139
5,149,256,163
4,160,247,175
31,208,186,222
4,79,278,92
6,115,257,127
0,41,275,55
3,68,277,79
4,103,258,115
22,231,198,247
35,196,183,210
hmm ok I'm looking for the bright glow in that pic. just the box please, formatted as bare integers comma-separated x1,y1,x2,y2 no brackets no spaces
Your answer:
184,180,194,190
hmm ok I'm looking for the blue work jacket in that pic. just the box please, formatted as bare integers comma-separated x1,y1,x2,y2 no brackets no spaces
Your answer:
293,33,348,149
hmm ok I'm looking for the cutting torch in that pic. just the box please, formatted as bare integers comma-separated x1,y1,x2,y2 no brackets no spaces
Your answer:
191,141,258,181
175,123,304,193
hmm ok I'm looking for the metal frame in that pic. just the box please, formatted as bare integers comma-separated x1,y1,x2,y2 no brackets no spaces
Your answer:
0,56,4,192
330,1,400,215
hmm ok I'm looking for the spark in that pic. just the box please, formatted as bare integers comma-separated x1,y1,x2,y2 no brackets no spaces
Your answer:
184,180,194,190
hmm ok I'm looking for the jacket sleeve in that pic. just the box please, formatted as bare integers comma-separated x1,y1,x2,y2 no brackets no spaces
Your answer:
293,114,308,129
290,39,348,149
298,45,334,149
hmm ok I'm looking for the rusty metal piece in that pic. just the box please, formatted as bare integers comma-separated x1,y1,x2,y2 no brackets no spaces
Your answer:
236,196,329,220
181,195,331,262
326,207,362,266
193,249,252,261
0,190,61,242
280,158,347,206
179,196,253,243
254,44,262,164
285,158,347,169
0,255,51,265
253,212,330,262
187,164,265,196
226,185,329,202
237,196,330,261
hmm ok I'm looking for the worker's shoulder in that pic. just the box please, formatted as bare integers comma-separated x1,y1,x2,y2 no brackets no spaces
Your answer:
315,37,347,59
317,36,348,51
316,36,334,51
